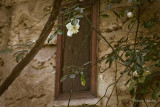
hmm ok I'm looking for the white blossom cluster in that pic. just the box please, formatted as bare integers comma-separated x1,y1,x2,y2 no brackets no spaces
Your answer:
66,19,80,37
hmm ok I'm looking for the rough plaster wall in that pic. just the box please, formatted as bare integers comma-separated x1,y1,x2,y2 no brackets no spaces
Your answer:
0,0,160,107
0,0,57,107
97,1,133,106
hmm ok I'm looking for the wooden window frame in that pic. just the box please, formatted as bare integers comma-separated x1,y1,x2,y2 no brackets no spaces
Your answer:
55,0,99,100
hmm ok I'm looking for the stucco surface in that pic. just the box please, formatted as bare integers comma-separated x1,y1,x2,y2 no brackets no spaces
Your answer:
0,0,160,107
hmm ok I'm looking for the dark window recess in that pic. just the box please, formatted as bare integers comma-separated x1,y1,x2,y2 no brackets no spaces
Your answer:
62,15,91,93
55,1,98,99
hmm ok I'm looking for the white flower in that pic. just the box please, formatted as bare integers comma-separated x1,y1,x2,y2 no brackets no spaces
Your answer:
66,19,80,37
127,12,133,18
133,70,138,77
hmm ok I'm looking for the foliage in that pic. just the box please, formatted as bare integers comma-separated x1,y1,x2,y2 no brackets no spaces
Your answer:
1,0,160,106
99,0,160,106
110,34,160,98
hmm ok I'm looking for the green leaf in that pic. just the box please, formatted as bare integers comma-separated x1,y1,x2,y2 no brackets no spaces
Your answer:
141,56,145,65
106,57,113,68
120,10,126,17
69,73,76,78
129,82,137,92
74,7,80,11
13,50,28,57
57,29,63,35
74,7,84,13
71,19,78,26
101,14,110,18
106,3,113,10
79,8,84,13
129,82,137,98
128,0,132,3
80,72,86,86
21,50,28,53
0,49,11,54
141,43,149,47
142,19,157,29
74,14,83,18
125,50,133,57
130,88,135,98
48,33,56,43
128,23,131,29
152,88,160,99
109,58,113,68
124,61,131,66
132,64,141,73
16,53,22,63
73,69,79,75
138,76,145,83
139,89,149,94
136,55,141,65
120,70,128,75
112,10,120,18
125,78,132,85
60,75,68,82
5,49,11,53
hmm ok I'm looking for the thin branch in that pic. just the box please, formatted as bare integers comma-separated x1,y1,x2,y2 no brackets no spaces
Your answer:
106,81,116,107
94,74,124,105
133,5,142,107
27,12,51,29
154,102,160,107
75,29,92,64
142,96,148,107
100,68,110,73
124,20,136,44
134,5,140,53
115,59,119,107
67,79,73,107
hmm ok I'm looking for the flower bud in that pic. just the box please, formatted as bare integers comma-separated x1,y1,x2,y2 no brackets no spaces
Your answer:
127,12,133,18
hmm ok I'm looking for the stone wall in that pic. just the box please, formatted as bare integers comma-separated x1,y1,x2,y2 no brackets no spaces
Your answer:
98,1,160,107
97,1,132,106
0,0,57,107
0,0,160,107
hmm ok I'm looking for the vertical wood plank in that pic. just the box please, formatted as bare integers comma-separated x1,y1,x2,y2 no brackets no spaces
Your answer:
55,18,63,99
91,0,99,96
